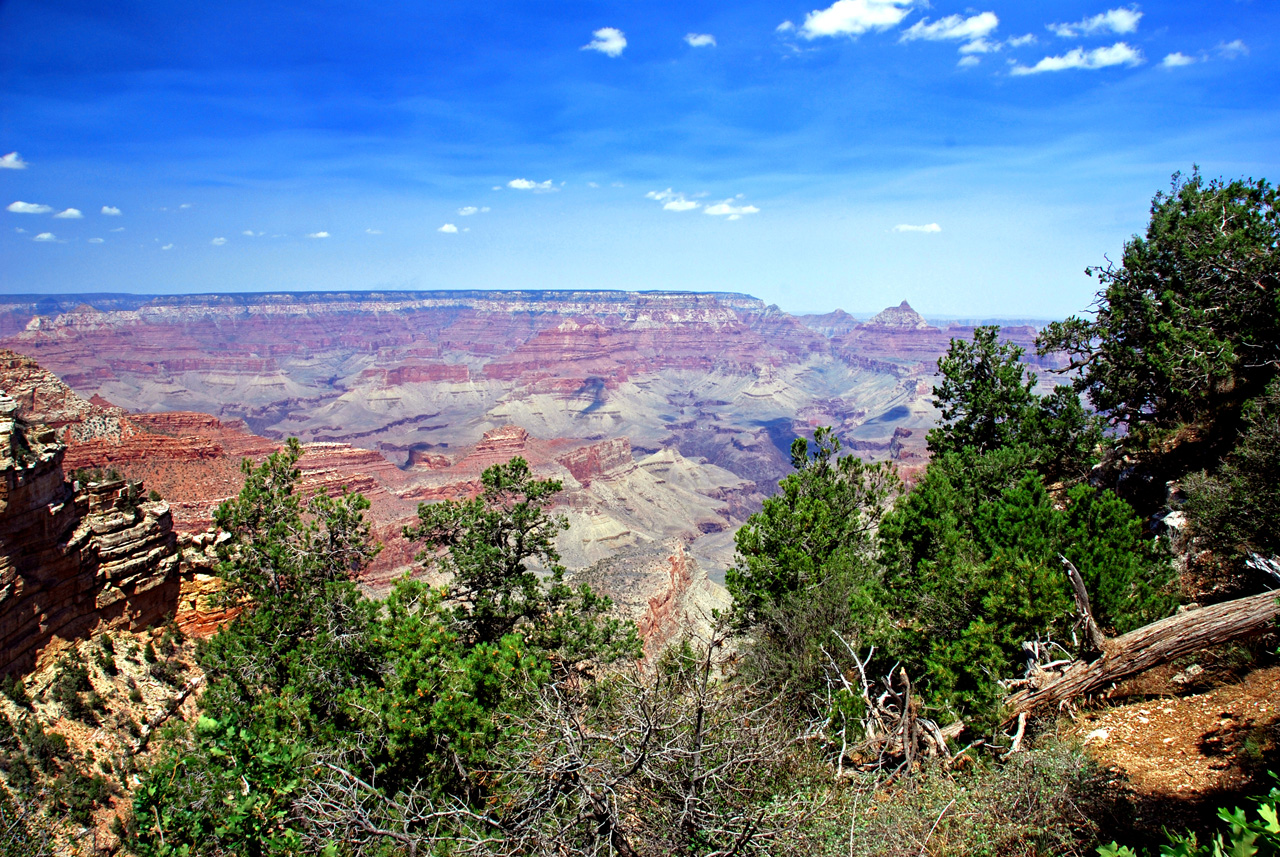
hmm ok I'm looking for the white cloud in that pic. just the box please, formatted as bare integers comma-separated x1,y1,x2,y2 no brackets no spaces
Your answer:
457,205,491,216
110,227,125,232
1162,52,1196,68
211,237,227,246
33,232,56,242
243,230,255,236
902,12,998,44
959,38,998,54
799,0,919,39
1011,42,1143,75
1006,34,1036,47
508,178,556,192
1218,39,1248,59
7,200,52,214
53,208,83,219
88,237,104,244
0,152,28,170
582,27,626,57
685,33,716,47
366,228,383,234
777,20,796,32
646,188,702,211
179,203,192,209
308,231,330,239
162,244,173,250
893,222,941,233
704,200,760,217
13,227,25,234
101,205,122,216
958,55,981,67
1049,6,1142,38
438,223,458,233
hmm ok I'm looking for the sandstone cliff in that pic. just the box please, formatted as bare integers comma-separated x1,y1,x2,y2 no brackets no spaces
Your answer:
0,392,188,674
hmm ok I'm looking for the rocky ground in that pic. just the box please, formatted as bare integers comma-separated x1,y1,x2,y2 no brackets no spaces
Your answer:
1069,640,1280,845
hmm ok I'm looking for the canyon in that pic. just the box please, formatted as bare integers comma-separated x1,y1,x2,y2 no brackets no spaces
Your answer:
0,290,1052,662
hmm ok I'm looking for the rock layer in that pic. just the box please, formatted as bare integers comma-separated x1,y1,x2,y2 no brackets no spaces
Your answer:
0,394,191,675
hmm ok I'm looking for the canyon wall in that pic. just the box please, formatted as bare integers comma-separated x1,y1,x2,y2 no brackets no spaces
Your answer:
0,393,188,674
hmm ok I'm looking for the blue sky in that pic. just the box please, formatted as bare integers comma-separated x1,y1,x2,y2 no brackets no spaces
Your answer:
1,0,1276,317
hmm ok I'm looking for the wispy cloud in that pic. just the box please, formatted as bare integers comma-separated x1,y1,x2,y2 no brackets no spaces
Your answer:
307,231,330,238
901,12,998,46
582,27,626,57
110,227,125,233
646,189,701,212
685,33,716,47
958,55,981,68
704,198,760,219
1161,52,1196,68
893,222,941,233
53,208,83,219
798,0,919,39
88,237,104,244
0,152,28,170
7,200,52,214
1048,6,1142,38
508,178,556,192
457,206,491,216
1218,39,1248,59
162,244,173,250
365,228,383,235
438,223,458,233
211,237,227,246
1011,42,1143,75
101,205,122,216
33,232,57,242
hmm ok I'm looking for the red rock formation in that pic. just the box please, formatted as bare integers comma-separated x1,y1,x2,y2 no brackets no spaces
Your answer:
557,437,634,487
0,397,186,674
453,425,532,471
406,448,451,469
637,545,696,656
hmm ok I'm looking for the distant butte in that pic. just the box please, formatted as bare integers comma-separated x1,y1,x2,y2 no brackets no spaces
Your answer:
865,300,932,331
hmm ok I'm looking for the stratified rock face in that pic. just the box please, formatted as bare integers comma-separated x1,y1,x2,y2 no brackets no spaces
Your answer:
0,291,938,495
866,301,930,331
574,541,729,657
557,437,633,487
0,396,186,675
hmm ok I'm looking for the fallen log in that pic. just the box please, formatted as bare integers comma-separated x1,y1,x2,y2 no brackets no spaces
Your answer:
1005,589,1279,717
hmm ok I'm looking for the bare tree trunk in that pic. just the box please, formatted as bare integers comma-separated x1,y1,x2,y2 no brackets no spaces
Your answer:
1061,556,1106,653
1005,590,1279,716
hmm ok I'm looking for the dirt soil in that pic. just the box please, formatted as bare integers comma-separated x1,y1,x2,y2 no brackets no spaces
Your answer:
1070,663,1280,843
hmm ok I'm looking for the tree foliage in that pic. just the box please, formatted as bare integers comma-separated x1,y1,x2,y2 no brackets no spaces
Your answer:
1185,377,1280,567
132,449,638,856
726,427,897,630
1038,169,1280,447
878,449,1174,723
930,326,1101,484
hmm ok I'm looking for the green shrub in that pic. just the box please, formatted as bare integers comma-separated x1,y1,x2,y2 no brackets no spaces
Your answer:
1099,775,1280,856
0,674,31,710
51,769,112,826
50,660,96,723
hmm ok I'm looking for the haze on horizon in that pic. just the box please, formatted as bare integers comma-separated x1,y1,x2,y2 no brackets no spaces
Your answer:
1,0,1276,318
